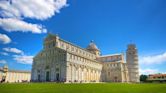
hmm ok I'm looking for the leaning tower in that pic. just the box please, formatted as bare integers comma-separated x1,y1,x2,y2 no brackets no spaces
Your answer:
126,44,139,82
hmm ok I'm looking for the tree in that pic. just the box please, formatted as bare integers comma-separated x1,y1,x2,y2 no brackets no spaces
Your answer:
140,74,148,82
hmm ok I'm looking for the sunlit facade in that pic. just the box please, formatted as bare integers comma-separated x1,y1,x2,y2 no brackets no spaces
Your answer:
31,33,139,83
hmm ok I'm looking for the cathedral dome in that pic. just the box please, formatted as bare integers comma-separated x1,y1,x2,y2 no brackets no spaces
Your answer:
86,40,99,51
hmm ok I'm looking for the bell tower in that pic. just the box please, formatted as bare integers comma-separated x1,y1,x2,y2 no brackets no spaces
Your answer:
126,44,139,82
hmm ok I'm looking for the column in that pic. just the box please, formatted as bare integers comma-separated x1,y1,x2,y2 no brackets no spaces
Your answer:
74,65,76,82
66,64,70,82
92,70,95,81
84,68,87,82
95,70,97,81
88,69,91,82
78,66,80,82
75,66,78,81
98,71,101,82
81,68,84,81
72,65,75,82
79,67,82,82
70,64,73,82
87,69,89,81
90,69,92,81
96,71,98,82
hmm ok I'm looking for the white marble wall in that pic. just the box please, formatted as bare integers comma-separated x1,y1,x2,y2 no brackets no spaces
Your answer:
5,71,31,83
102,62,129,82
66,62,101,83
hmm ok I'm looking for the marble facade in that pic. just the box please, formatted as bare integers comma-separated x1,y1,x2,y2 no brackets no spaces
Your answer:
31,33,139,83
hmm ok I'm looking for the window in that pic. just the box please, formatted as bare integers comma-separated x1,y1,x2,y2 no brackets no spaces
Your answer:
72,47,74,51
108,72,110,76
66,45,69,50
73,56,75,60
37,70,40,73
70,54,72,59
53,42,55,46
61,43,64,48
56,68,59,71
45,66,49,69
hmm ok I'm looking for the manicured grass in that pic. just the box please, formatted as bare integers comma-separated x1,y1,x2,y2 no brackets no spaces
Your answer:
0,83,166,93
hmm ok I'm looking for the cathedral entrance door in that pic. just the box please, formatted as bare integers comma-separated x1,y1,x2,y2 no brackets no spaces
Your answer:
56,73,60,81
38,74,40,81
46,71,50,81
114,76,117,82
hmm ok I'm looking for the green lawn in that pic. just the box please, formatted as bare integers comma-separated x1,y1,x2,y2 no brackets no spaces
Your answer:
0,83,166,93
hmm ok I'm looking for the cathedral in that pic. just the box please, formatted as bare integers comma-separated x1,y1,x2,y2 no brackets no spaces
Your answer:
31,33,139,83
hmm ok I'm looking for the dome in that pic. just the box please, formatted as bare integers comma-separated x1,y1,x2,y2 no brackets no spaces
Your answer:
86,40,99,51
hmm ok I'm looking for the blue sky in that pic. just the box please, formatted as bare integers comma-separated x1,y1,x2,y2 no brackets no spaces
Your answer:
0,0,166,75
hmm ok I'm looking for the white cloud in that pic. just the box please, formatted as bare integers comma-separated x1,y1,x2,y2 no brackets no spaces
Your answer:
139,52,166,65
1,47,33,64
0,52,9,56
0,33,11,44
13,55,33,64
140,68,159,75
0,0,68,33
0,18,47,33
0,0,68,20
3,47,23,54
0,60,7,64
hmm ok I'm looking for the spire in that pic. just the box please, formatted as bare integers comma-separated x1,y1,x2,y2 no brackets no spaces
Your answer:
91,40,94,43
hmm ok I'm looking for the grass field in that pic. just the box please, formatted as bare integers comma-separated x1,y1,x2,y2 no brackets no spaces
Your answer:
0,83,166,93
